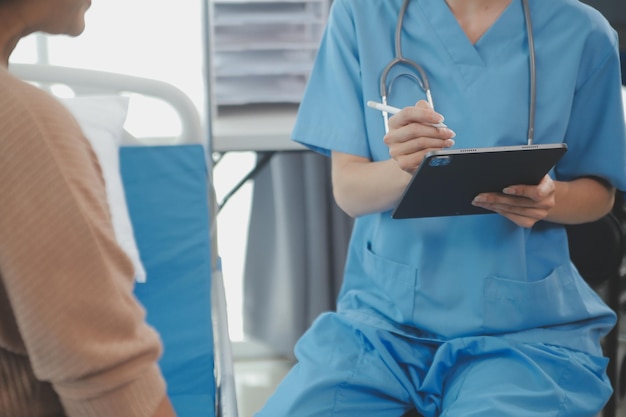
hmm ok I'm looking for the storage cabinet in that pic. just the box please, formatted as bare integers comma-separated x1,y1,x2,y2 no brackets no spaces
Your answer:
206,0,330,115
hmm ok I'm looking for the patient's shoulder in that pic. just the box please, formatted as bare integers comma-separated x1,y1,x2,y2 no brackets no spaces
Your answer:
0,68,87,152
0,68,76,127
0,68,100,195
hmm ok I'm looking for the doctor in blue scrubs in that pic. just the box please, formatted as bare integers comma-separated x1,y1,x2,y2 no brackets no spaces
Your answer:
255,0,626,416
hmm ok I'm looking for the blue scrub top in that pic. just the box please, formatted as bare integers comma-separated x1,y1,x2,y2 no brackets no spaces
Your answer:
292,0,626,355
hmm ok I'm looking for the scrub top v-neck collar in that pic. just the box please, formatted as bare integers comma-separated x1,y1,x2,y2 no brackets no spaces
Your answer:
415,0,524,70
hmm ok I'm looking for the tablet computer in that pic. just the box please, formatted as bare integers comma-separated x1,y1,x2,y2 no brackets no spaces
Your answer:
391,143,568,219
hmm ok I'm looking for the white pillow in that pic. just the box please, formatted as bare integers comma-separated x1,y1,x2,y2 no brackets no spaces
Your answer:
61,96,147,283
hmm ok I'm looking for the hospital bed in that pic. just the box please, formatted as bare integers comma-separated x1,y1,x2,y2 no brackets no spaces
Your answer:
9,63,238,417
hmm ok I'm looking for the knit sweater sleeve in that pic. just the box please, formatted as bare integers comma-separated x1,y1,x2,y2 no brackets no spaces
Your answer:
0,72,167,417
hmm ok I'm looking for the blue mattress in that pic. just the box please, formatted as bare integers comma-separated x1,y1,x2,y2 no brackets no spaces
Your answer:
120,144,216,417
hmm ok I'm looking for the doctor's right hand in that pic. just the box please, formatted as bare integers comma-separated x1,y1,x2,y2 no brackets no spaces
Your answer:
383,100,456,175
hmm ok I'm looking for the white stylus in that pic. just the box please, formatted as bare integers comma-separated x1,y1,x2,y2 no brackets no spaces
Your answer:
367,100,448,128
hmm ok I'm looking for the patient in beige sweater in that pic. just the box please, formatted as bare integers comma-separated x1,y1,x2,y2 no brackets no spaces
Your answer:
0,1,177,416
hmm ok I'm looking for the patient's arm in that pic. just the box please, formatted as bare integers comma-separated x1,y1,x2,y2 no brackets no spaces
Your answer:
0,81,172,417
153,396,178,417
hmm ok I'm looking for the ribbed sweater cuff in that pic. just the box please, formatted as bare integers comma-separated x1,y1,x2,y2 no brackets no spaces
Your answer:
60,365,167,417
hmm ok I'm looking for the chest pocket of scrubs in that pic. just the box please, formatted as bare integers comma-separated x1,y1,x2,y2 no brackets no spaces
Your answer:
362,242,417,325
483,264,590,332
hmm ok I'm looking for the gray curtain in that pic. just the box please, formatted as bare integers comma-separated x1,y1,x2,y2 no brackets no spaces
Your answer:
243,151,353,358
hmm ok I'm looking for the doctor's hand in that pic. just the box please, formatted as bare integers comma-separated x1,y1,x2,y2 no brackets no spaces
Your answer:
471,174,556,228
383,100,456,175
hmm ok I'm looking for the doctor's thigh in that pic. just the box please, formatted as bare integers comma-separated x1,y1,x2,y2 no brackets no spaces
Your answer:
437,340,612,417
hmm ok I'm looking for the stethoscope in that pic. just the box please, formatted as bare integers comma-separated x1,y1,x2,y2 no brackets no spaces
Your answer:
379,0,537,145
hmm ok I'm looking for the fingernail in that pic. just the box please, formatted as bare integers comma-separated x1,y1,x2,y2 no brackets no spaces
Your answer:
445,139,455,147
445,128,456,138
473,195,486,203
503,187,515,195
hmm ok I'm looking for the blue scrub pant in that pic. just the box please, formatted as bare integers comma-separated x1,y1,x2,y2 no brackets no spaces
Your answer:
254,312,612,417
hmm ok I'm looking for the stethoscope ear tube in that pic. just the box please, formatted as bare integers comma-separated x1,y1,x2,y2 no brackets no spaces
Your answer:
522,0,536,145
